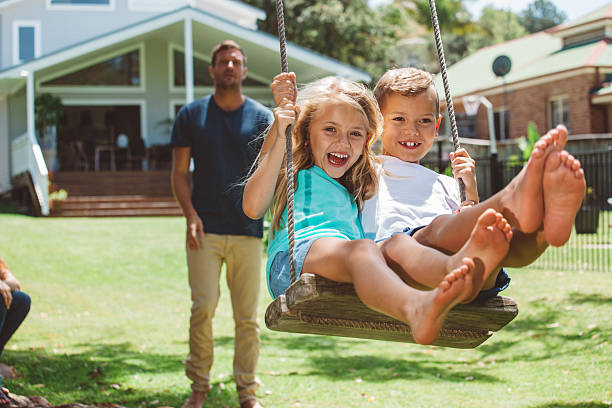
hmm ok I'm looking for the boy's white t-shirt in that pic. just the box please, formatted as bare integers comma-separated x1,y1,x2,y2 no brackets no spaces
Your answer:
361,155,461,241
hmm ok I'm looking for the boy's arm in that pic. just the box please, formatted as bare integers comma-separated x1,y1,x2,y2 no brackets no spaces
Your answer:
450,148,479,206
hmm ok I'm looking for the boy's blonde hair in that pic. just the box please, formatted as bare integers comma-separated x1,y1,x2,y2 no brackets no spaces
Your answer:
373,67,439,114
271,76,381,233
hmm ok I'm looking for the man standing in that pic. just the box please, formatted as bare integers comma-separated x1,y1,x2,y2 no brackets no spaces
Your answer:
171,40,272,408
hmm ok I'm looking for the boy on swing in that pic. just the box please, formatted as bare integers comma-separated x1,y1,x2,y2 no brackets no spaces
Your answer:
361,67,587,300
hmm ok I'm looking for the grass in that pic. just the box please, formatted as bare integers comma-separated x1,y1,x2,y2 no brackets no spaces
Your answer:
0,214,610,408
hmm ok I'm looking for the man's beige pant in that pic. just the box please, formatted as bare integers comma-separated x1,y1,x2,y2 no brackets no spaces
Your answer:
185,233,262,403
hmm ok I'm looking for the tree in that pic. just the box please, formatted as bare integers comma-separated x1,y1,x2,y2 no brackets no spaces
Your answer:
468,6,527,53
519,0,567,33
241,0,400,81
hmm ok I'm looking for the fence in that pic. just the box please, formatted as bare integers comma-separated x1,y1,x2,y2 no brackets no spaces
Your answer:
423,148,612,273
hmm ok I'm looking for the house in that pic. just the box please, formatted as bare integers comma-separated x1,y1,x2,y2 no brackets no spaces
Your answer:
435,2,612,159
0,0,370,215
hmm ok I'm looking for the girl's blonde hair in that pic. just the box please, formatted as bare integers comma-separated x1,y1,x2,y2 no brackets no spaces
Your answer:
271,76,381,233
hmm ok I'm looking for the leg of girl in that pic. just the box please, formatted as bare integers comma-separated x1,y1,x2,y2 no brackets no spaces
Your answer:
301,237,475,345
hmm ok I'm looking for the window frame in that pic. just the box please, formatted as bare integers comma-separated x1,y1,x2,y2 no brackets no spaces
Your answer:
167,43,271,94
493,106,510,140
12,20,41,65
37,44,146,93
547,94,570,132
46,0,115,12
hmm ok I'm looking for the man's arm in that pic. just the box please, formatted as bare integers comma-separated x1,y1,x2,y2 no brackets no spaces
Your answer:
171,147,204,250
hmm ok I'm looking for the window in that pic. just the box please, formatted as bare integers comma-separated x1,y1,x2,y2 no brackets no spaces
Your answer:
41,49,141,87
47,0,114,10
50,0,110,4
173,50,213,87
455,113,476,138
494,108,509,140
172,48,269,88
549,96,570,131
13,21,41,64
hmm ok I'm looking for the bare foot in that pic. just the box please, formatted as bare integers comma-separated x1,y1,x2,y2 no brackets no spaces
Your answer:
408,260,473,345
551,124,568,151
450,209,513,303
543,150,586,246
181,390,207,408
499,132,554,233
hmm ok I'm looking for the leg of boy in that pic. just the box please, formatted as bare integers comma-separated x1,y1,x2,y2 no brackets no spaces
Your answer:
382,209,513,303
412,124,574,255
301,237,474,345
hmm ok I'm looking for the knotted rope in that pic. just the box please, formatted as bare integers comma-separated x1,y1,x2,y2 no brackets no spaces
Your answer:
276,0,297,284
428,0,466,201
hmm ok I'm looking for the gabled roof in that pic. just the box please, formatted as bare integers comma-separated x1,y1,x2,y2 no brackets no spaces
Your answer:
0,6,369,84
553,2,612,34
435,3,612,98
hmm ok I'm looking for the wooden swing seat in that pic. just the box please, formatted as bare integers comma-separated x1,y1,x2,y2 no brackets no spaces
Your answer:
265,273,518,349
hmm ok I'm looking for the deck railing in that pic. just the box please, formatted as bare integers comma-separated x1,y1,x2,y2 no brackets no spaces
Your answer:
11,132,49,215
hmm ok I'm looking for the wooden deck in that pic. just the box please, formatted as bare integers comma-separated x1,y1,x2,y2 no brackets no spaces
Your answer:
51,171,182,217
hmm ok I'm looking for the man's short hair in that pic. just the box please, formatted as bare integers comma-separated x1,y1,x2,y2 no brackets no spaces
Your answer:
374,67,440,114
210,40,247,67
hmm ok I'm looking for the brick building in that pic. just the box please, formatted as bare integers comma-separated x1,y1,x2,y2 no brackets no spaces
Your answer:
435,2,612,158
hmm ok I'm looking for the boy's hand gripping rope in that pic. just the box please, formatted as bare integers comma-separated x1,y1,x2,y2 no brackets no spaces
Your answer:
276,0,297,284
428,0,466,202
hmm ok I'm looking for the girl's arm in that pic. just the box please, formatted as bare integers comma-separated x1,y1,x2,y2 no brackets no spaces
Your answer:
243,73,298,220
450,148,479,206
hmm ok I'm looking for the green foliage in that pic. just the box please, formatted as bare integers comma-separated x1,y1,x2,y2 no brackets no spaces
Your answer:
242,0,401,80
519,0,567,33
34,93,63,134
467,6,528,53
507,122,540,167
48,189,68,201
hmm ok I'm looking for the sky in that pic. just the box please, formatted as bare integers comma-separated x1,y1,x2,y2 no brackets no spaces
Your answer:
369,0,612,21
465,0,611,20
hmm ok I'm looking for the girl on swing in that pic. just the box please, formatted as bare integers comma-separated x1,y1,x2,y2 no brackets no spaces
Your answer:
243,72,512,345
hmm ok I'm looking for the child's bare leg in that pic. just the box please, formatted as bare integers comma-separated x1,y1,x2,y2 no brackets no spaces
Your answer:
381,209,511,303
501,229,548,268
413,127,564,253
301,238,474,345
543,150,586,246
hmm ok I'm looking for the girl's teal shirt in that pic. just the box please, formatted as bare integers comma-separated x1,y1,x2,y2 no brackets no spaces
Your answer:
266,166,364,294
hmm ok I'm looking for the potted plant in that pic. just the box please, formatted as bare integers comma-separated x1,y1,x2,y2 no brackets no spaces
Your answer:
574,187,599,234
49,189,68,216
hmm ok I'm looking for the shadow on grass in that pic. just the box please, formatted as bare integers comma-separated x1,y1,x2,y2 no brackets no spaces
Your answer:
530,402,611,408
475,291,610,363
2,342,238,408
303,354,501,383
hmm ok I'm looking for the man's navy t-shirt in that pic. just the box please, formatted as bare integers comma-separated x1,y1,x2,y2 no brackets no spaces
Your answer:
171,95,273,238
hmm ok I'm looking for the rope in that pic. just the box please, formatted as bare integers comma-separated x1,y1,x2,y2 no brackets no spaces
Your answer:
297,312,489,339
427,0,466,202
276,0,297,284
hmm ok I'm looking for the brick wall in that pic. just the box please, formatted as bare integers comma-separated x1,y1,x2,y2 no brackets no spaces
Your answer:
463,72,610,140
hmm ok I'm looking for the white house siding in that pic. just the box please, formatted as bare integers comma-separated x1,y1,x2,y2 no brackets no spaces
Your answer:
0,0,263,71
0,97,9,192
7,86,26,140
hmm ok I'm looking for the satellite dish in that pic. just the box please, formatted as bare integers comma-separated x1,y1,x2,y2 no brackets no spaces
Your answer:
492,55,512,77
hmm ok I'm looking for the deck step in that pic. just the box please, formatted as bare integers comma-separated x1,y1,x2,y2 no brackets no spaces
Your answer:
51,171,183,217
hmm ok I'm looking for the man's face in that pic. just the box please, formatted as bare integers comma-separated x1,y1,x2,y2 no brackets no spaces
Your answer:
209,49,247,90
380,89,441,163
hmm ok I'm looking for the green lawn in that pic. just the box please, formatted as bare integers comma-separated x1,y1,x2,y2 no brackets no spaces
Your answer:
0,214,610,408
